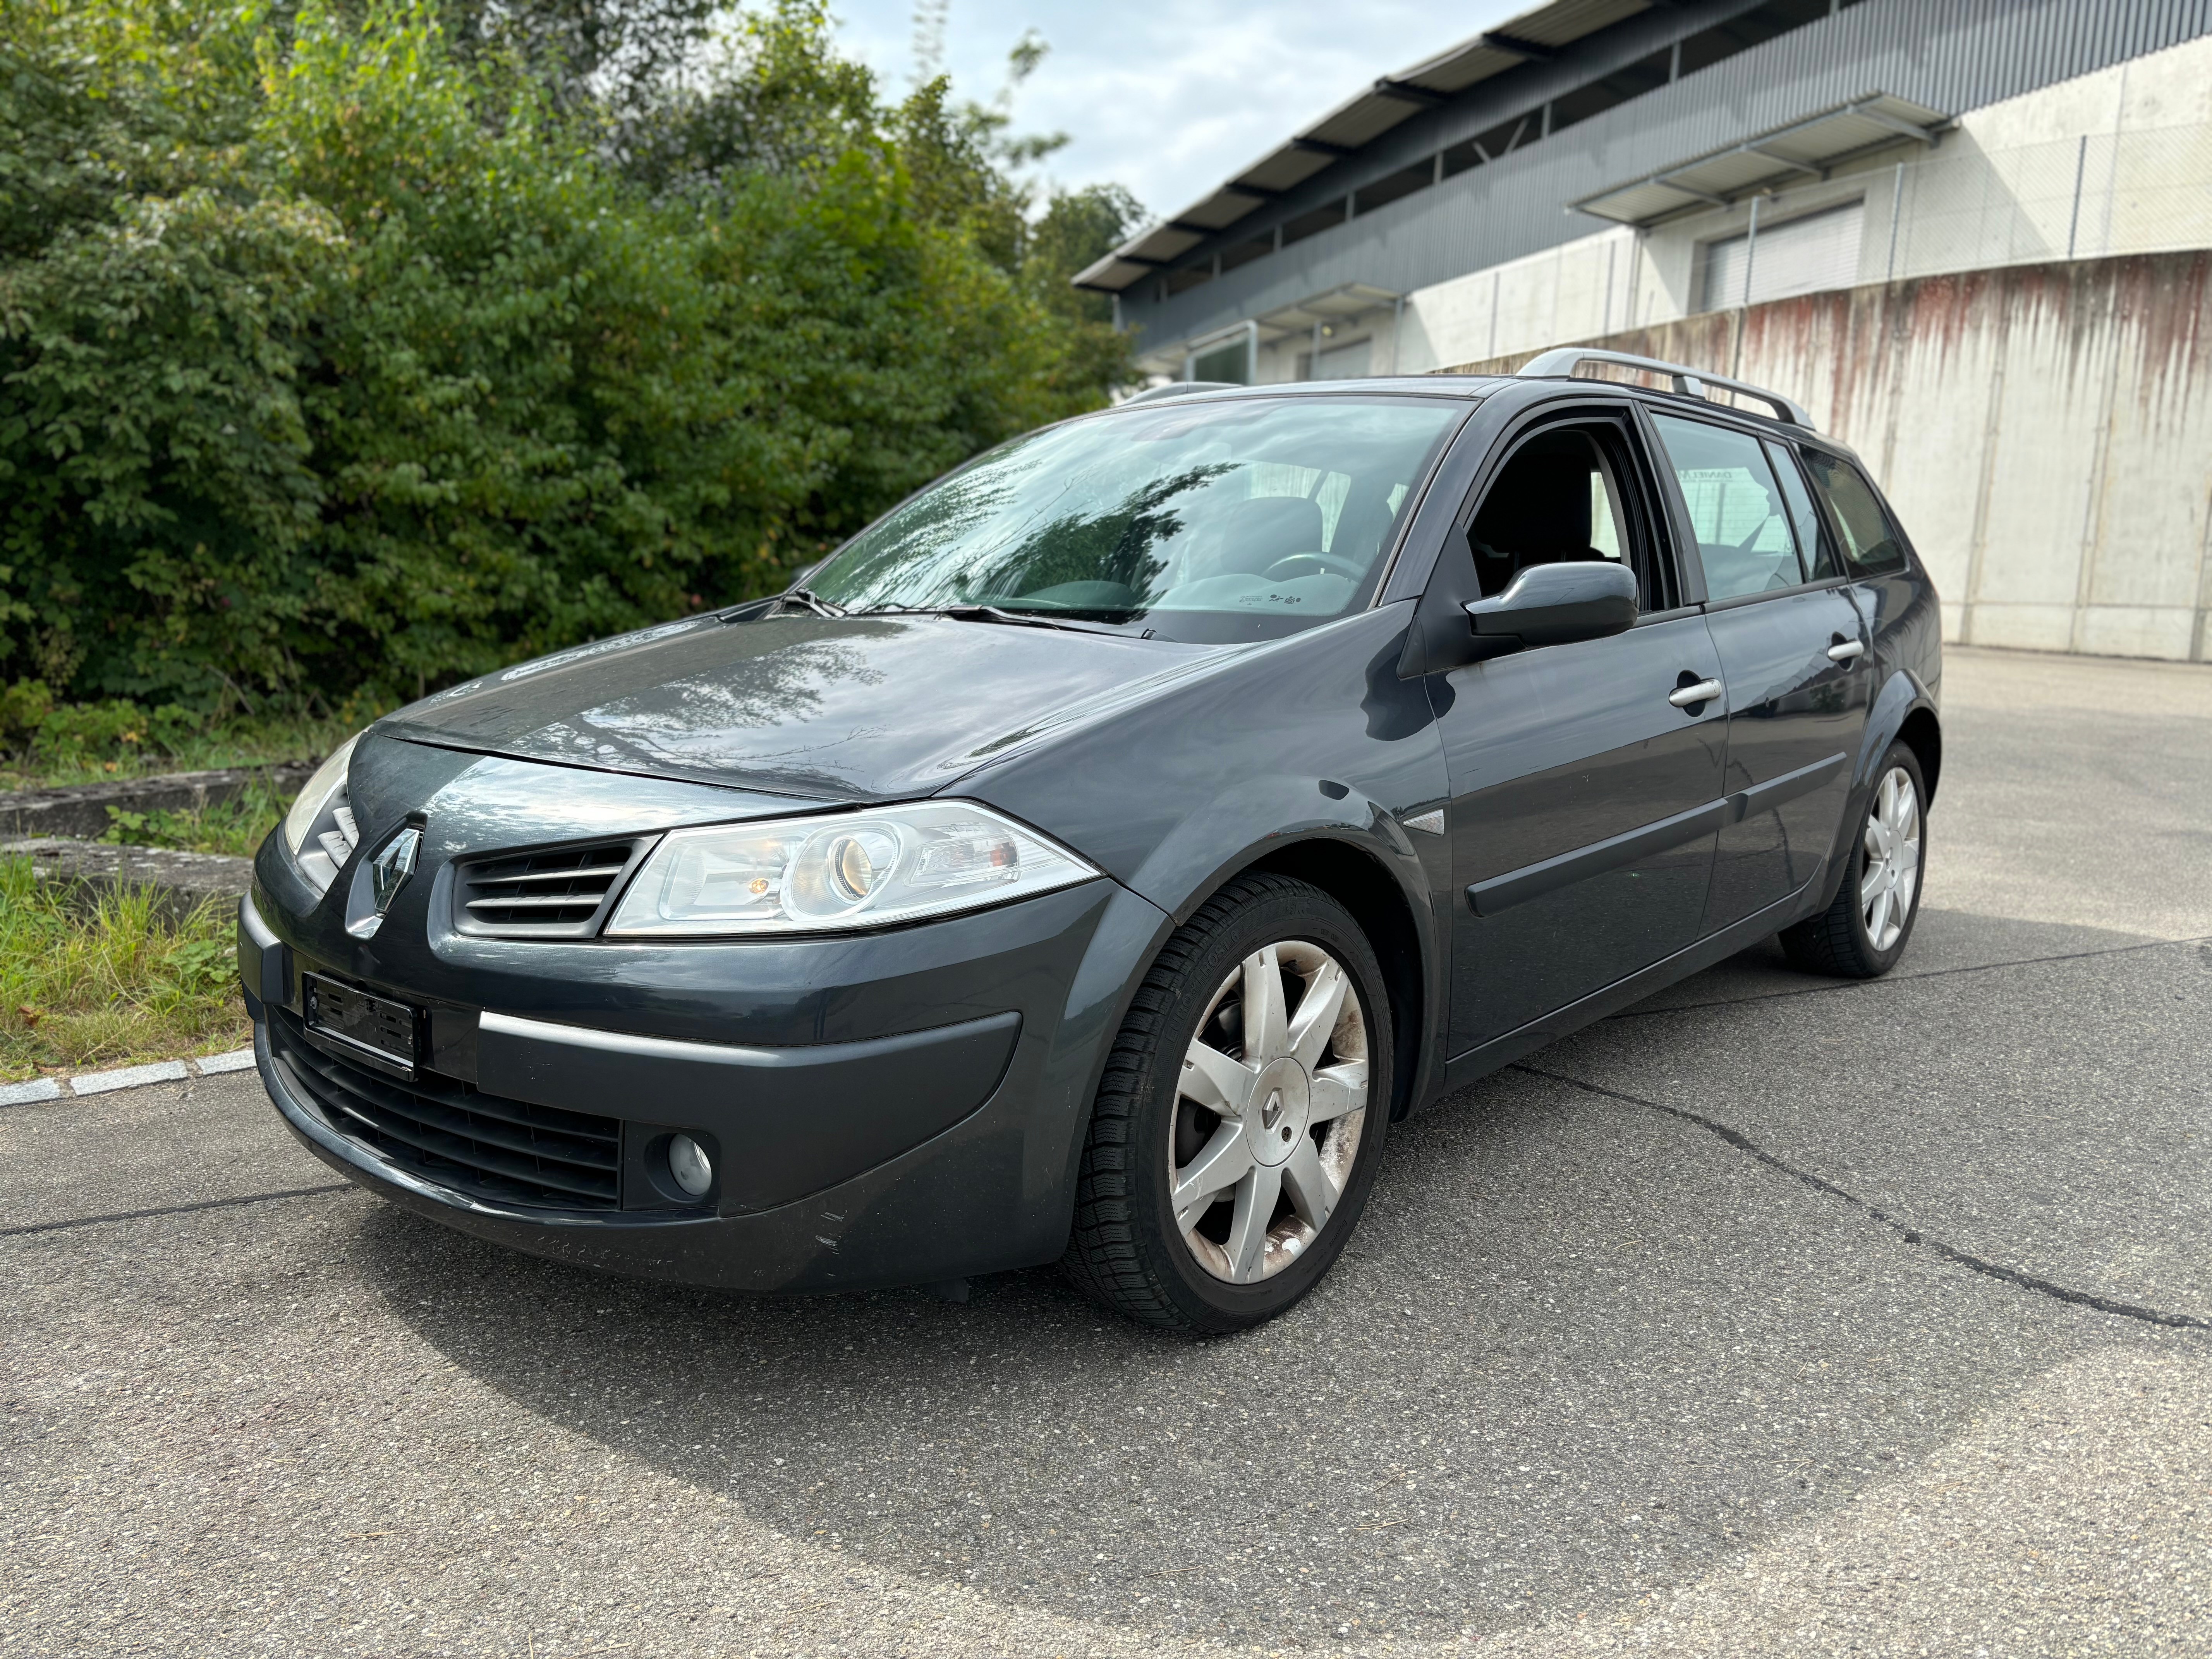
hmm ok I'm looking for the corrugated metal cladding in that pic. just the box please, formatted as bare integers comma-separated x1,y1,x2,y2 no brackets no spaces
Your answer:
1123,0,2212,355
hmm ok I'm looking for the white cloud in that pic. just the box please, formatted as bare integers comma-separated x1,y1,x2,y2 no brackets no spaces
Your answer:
826,0,1522,219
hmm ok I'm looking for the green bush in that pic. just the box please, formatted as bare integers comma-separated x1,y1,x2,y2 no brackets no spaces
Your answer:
0,678,203,772
0,0,1138,713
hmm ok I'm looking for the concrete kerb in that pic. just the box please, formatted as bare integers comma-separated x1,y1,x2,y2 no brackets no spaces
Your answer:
0,1048,257,1106
0,761,319,841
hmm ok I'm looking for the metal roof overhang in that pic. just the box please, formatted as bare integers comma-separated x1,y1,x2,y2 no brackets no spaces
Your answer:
1572,93,1950,225
1137,284,1403,372
1073,0,1652,293
1249,283,1403,343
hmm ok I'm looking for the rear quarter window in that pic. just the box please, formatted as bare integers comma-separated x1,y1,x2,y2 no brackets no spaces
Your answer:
1800,451,1907,575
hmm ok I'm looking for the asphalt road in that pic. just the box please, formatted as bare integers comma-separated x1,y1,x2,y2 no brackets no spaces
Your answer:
5,645,2210,1659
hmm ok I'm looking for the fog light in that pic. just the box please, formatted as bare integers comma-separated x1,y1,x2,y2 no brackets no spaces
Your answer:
668,1134,713,1197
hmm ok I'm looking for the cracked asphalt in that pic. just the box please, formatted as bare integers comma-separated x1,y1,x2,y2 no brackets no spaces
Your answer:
5,645,2210,1657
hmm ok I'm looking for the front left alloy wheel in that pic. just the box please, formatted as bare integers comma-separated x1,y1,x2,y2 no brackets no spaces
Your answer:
1063,873,1393,1333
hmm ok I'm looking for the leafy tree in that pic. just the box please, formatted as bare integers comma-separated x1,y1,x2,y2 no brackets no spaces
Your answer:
0,0,1146,712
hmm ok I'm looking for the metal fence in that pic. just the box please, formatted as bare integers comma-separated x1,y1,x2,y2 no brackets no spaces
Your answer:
1876,121,2212,284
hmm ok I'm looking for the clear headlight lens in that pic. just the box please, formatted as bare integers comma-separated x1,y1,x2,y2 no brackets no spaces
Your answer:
605,800,1099,936
281,733,362,855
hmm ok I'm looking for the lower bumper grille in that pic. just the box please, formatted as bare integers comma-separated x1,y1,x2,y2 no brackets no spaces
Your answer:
270,1010,620,1210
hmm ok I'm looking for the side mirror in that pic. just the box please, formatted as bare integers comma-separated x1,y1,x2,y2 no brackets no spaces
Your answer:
1460,560,1638,660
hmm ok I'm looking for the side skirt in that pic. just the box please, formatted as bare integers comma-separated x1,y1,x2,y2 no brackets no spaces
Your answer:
1427,873,1827,1104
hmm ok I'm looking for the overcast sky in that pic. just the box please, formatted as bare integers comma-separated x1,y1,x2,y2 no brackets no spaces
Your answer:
824,1,1523,221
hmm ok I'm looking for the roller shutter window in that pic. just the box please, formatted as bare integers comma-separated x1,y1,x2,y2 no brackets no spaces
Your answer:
1700,199,1865,312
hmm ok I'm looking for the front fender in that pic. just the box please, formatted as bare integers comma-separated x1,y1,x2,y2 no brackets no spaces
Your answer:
962,604,1453,1123
1125,773,1426,924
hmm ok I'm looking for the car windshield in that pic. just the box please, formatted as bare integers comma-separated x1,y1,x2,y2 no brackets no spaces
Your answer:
809,394,1467,642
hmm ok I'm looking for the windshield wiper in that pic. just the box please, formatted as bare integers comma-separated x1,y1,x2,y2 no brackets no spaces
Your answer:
936,604,1090,632
779,586,847,618
847,602,1094,633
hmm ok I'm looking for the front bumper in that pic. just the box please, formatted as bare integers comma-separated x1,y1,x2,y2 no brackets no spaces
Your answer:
240,874,1172,1292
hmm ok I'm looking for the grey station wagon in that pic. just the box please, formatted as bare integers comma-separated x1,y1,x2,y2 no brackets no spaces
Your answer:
242,348,1941,1332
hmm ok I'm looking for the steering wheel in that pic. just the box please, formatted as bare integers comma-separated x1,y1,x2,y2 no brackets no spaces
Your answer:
1261,552,1366,583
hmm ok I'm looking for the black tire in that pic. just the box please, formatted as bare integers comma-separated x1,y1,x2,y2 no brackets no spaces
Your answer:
1780,740,1928,979
1062,873,1394,1334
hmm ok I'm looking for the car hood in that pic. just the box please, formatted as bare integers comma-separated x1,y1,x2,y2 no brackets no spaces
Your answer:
377,611,1228,803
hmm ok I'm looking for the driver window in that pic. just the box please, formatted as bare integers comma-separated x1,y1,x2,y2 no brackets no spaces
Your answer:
1466,428,1637,599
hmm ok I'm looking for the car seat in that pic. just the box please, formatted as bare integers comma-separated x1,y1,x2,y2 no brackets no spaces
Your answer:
1468,433,1607,597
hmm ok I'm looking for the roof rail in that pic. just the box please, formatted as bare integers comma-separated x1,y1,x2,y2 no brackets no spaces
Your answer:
1515,347,1814,429
1120,381,1243,406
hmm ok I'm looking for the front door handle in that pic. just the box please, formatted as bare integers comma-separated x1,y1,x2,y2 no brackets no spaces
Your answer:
1827,638,1867,663
1669,678,1723,709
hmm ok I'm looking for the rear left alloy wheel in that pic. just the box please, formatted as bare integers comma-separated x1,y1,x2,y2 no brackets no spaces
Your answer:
1780,740,1928,978
1063,874,1393,1333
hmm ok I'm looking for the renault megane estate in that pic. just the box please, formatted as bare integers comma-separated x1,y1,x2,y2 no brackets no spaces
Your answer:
242,349,1941,1332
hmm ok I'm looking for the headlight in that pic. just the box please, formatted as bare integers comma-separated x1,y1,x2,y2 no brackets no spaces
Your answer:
282,733,362,856
605,800,1099,937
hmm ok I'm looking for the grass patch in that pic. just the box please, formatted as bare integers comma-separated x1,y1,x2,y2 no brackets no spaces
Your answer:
0,713,354,793
100,776,295,859
0,679,367,793
0,857,249,1082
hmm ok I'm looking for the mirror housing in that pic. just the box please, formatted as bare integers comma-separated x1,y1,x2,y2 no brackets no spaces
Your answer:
1458,560,1638,661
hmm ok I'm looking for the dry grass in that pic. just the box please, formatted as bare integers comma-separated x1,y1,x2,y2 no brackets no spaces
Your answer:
0,857,249,1081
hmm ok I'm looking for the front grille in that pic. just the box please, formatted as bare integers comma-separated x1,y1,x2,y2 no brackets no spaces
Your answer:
452,838,653,939
271,1011,620,1209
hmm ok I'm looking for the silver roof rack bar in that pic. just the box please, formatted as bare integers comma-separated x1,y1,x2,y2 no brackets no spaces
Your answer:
1515,347,1814,429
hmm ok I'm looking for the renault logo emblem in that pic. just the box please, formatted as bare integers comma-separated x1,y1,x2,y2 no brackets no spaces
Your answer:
371,827,421,915
347,826,424,938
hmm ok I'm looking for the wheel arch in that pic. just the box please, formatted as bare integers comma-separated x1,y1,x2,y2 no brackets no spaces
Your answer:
1235,834,1432,1123
1895,704,1942,804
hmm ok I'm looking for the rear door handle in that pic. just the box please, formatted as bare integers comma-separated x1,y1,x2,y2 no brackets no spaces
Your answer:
1827,639,1867,663
1669,678,1723,709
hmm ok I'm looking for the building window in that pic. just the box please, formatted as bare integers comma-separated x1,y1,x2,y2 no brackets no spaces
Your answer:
1441,111,1537,178
1700,200,1865,311
1220,235,1271,273
1279,198,1350,248
1547,46,1673,134
1354,160,1434,216
1678,0,1833,78
1190,337,1252,384
1166,263,1215,296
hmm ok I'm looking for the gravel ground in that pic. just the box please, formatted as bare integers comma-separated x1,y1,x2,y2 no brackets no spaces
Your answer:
4,645,2209,1658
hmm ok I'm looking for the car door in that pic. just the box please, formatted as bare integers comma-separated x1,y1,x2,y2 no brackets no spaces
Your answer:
1429,404,1728,1054
1645,411,1871,934
1796,444,1920,662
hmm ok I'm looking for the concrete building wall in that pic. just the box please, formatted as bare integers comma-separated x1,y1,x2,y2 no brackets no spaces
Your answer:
1439,250,2212,664
1391,31,2212,375
1126,0,2212,361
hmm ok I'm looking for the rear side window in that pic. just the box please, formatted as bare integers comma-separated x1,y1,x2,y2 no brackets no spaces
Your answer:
1649,413,1805,600
1765,440,1839,580
1800,451,1907,574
